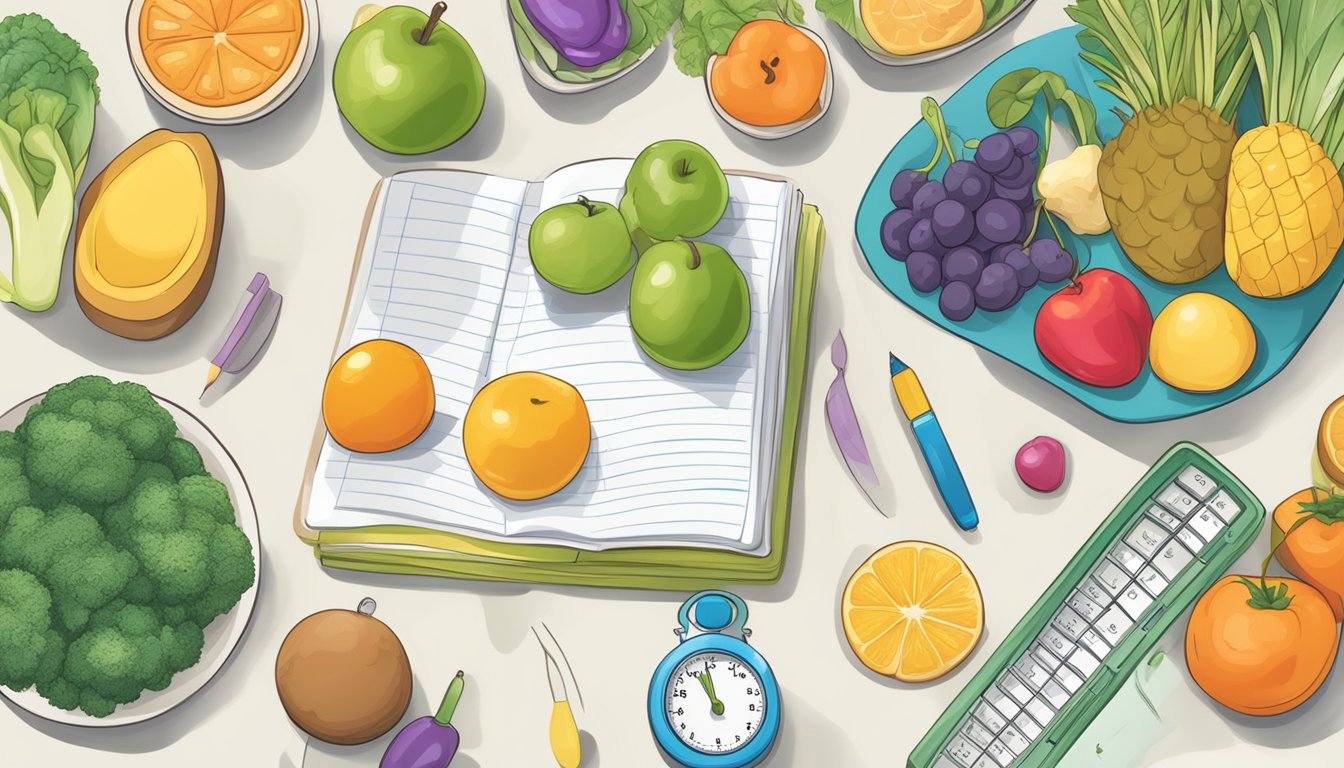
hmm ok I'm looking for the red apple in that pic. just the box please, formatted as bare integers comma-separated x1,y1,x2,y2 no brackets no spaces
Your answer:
1034,269,1153,388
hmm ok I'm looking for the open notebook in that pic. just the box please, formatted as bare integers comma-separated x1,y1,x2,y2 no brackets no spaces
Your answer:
295,159,823,586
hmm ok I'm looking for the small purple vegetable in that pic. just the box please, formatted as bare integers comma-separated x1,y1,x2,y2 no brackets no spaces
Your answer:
381,672,466,768
520,0,631,68
1016,436,1066,493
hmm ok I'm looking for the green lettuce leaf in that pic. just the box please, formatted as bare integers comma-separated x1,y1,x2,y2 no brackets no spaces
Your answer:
673,0,806,77
510,0,682,84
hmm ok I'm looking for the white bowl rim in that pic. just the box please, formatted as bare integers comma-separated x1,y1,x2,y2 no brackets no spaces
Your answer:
0,391,262,728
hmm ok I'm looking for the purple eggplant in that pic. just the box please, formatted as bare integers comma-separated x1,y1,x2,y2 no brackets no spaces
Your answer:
380,671,466,768
519,0,631,67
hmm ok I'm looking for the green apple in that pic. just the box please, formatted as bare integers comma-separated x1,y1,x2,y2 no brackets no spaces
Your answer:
620,140,729,242
334,3,485,155
529,196,634,294
618,194,660,255
629,240,750,371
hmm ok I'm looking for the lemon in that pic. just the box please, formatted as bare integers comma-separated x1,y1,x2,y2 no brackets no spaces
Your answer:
1149,293,1257,392
860,0,984,56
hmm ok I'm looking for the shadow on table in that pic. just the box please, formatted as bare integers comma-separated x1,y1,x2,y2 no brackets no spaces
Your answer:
521,44,669,125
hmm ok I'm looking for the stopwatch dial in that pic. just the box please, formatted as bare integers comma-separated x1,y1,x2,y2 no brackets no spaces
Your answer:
664,651,767,755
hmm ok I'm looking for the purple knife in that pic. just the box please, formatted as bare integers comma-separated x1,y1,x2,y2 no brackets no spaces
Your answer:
201,272,282,397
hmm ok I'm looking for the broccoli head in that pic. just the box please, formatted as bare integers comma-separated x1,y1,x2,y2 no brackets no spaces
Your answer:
105,475,254,626
0,569,64,691
55,601,205,715
0,504,137,633
0,431,30,529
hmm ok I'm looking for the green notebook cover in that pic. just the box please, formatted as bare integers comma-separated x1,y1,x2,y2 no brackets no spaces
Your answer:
306,204,825,590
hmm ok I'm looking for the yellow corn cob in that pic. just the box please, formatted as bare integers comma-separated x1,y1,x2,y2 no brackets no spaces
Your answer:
1225,124,1344,298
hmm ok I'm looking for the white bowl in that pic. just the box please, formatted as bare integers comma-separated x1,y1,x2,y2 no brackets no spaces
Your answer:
126,0,320,125
509,14,660,94
705,26,834,141
0,392,261,727
849,0,1039,66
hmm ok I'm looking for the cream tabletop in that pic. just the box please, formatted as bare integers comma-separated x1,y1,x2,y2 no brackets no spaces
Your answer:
2,1,1342,765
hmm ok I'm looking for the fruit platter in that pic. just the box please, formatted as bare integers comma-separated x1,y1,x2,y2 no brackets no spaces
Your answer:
857,14,1344,424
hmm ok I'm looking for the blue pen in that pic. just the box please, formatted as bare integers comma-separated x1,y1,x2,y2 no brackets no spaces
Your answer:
889,353,979,530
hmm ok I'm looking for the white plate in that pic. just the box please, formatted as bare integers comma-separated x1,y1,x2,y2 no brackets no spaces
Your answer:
125,0,320,125
848,0,1038,66
0,392,261,727
509,8,660,94
705,26,834,140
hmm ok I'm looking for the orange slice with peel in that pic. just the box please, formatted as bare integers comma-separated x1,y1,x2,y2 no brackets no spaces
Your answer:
842,540,984,682
1319,396,1344,488
138,0,304,108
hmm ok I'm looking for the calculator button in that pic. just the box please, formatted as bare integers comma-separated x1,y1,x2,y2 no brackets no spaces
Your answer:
1124,519,1169,559
1039,627,1077,659
972,756,997,768
999,725,1031,755
1207,490,1242,523
1153,539,1196,581
934,756,962,768
1079,577,1113,605
1136,566,1169,596
1092,562,1130,595
1041,679,1070,710
1067,646,1102,678
986,740,1015,766
1080,628,1112,659
1094,605,1134,645
1109,543,1145,574
1176,527,1206,554
1051,607,1089,642
961,719,995,749
945,736,980,766
1177,466,1217,500
1025,697,1056,727
1146,504,1183,531
1013,711,1042,740
1156,483,1199,517
1118,582,1155,619
1189,507,1227,542
1031,643,1062,671
1067,590,1106,622
1055,665,1084,693
985,685,1022,718
998,670,1033,705
973,701,1007,733
1012,657,1051,690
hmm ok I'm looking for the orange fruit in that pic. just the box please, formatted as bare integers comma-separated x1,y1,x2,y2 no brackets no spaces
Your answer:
709,20,827,127
1185,575,1338,715
842,541,984,682
463,372,590,501
1319,396,1344,488
1272,488,1344,621
138,0,305,108
323,340,435,454
860,0,984,56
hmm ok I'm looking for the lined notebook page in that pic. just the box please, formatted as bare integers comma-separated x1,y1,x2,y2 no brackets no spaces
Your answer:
308,163,794,552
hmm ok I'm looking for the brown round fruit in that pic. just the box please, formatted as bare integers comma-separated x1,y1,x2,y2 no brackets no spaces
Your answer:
275,598,412,745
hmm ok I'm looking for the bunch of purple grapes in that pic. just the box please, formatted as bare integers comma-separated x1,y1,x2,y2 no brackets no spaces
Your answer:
881,126,1075,321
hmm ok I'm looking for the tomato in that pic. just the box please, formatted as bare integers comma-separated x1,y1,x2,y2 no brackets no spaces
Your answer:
1273,488,1344,621
1185,575,1338,715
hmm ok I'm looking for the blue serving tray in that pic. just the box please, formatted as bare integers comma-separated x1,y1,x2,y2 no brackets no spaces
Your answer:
856,26,1344,423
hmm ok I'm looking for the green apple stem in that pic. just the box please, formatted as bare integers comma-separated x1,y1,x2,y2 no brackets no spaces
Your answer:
418,1,447,44
576,195,598,217
686,241,702,270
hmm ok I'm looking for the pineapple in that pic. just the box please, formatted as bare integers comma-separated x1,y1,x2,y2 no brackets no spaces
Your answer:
1068,0,1257,284
1224,0,1344,298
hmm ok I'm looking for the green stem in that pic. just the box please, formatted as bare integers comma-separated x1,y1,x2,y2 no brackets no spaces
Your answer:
917,98,958,174
575,195,597,217
418,2,447,45
434,671,466,726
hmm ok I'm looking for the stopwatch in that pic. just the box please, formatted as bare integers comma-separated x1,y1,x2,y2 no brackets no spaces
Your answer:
647,591,781,768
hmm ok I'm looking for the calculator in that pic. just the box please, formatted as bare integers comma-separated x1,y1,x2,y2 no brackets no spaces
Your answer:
908,442,1264,768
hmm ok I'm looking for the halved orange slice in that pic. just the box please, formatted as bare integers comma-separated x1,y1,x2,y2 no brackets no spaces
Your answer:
1319,396,1344,487
860,0,984,57
138,0,304,108
842,540,984,682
